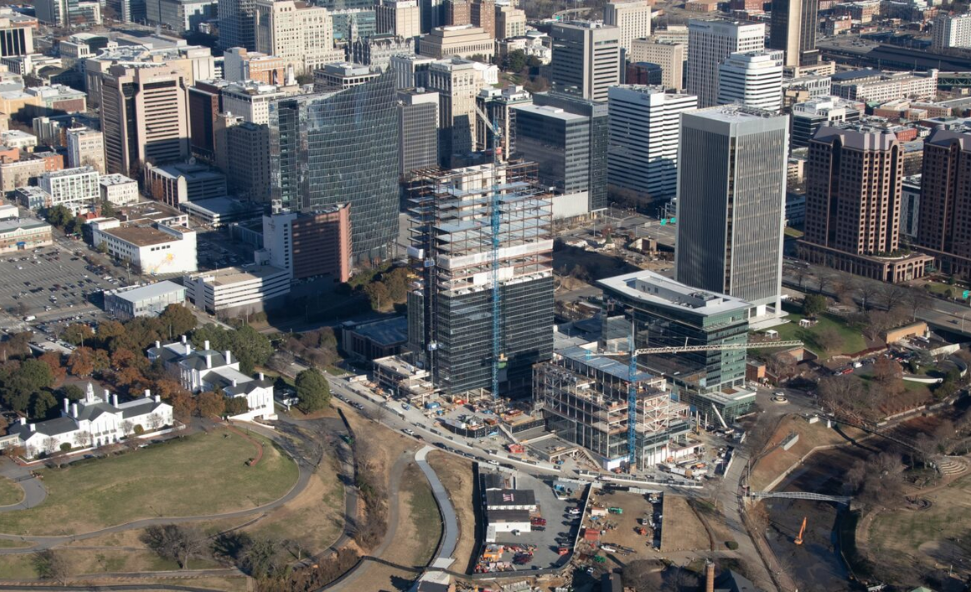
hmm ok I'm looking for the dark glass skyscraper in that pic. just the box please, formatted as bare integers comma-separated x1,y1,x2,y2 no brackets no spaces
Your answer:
269,71,400,263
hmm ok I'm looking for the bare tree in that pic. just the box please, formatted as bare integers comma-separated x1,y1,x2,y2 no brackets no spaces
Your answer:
74,431,91,450
906,289,935,321
148,413,162,431
142,525,207,569
793,266,811,290
121,420,135,438
816,271,835,295
32,550,70,582
855,280,881,311
881,283,909,312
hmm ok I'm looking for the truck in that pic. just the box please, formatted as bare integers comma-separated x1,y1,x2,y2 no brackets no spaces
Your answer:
530,517,547,526
507,443,525,454
608,507,623,515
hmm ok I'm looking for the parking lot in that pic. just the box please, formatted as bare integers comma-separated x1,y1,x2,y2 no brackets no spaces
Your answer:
197,231,249,270
485,472,578,572
1,244,118,326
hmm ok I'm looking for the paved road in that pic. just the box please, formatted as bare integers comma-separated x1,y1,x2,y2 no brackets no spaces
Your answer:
718,448,777,592
0,459,46,512
0,426,316,554
415,446,458,568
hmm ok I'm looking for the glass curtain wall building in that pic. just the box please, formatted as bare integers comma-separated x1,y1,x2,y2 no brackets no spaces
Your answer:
269,71,400,263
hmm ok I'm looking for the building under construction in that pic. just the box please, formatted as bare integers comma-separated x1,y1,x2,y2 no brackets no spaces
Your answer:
534,347,693,471
406,161,554,399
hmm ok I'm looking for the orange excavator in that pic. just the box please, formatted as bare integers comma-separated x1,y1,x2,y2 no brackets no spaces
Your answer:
794,517,807,545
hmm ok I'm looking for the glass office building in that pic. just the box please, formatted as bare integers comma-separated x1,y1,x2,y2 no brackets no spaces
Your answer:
270,71,399,263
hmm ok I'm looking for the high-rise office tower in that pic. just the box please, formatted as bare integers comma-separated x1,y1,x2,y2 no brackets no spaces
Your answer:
686,19,764,108
269,72,399,263
425,58,484,167
789,96,861,149
444,0,469,25
419,0,444,33
476,85,531,156
376,0,421,38
214,115,272,202
550,21,621,103
799,123,932,281
916,128,971,277
603,0,651,54
495,5,526,39
396,88,439,176
0,9,34,58
676,106,788,319
932,13,971,50
629,38,685,89
717,49,784,113
407,162,554,397
66,127,105,174
218,0,256,51
512,92,609,215
254,0,343,75
100,64,189,177
607,85,697,203
188,80,225,162
768,0,819,67
469,0,494,37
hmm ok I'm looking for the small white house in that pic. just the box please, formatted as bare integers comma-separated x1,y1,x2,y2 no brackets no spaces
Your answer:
7,383,173,459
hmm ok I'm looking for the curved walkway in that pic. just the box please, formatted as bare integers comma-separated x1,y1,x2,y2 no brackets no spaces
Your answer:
324,450,412,590
0,426,315,555
415,446,458,567
0,459,47,512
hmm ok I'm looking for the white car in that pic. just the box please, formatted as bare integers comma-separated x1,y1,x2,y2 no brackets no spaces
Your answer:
402,428,416,436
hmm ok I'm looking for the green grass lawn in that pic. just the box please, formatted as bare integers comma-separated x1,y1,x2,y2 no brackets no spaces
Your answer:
784,227,804,238
0,429,298,537
766,312,866,358
403,466,443,566
0,478,24,507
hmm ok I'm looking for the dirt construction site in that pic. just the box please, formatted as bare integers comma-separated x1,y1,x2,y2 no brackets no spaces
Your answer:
574,487,710,565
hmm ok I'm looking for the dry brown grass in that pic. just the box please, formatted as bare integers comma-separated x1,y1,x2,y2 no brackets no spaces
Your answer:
749,415,866,491
587,490,658,559
426,450,476,570
659,496,709,553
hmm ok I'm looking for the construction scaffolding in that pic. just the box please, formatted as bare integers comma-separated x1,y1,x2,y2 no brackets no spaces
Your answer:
407,161,554,400
533,346,691,470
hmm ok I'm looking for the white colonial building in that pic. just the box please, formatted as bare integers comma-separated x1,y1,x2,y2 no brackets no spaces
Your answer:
147,336,277,421
7,383,173,459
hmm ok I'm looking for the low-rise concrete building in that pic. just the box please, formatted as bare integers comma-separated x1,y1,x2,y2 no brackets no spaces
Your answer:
99,174,139,206
90,218,197,275
103,281,187,319
183,264,289,316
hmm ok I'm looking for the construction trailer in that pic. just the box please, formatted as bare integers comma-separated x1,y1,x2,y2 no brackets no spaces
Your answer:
406,161,554,400
533,346,691,471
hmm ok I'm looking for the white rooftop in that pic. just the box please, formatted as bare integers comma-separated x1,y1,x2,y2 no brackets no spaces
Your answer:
598,270,751,316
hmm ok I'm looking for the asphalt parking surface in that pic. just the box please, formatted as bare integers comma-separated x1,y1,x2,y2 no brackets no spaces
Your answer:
488,472,577,571
1,245,117,323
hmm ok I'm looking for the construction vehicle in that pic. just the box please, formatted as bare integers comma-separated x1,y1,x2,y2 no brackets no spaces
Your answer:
507,443,525,454
795,516,807,545
635,527,648,536
608,507,623,514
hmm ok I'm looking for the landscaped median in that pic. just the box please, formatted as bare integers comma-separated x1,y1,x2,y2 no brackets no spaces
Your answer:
0,428,298,537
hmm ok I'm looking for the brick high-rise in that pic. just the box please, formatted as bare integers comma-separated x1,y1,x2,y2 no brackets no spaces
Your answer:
916,128,971,277
799,123,932,281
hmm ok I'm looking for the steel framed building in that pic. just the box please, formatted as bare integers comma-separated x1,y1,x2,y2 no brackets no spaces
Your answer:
534,346,690,470
407,162,554,399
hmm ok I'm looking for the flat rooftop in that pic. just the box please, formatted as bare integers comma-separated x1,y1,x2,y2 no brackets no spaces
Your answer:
99,174,136,186
511,103,586,121
105,280,184,302
102,226,178,247
180,197,262,216
598,270,750,316
0,217,49,233
348,316,408,346
192,264,286,286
